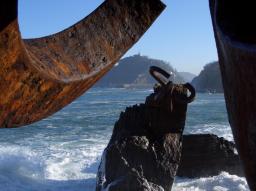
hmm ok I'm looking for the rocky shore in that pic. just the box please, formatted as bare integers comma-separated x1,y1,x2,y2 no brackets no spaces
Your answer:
96,82,191,191
95,72,241,191
178,134,243,178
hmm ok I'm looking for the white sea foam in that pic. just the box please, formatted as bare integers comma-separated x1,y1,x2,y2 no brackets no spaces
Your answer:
0,91,248,191
0,142,103,191
44,141,106,181
173,172,249,191
190,99,212,106
0,145,44,178
187,123,234,141
88,101,112,105
0,144,248,191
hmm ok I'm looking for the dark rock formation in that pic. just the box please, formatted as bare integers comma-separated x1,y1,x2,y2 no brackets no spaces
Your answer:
177,134,244,178
96,82,193,191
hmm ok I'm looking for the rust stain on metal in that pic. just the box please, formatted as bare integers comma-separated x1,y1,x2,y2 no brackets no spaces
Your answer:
0,0,166,127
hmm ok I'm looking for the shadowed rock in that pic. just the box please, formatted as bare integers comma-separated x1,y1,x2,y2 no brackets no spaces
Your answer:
96,81,194,191
178,134,243,178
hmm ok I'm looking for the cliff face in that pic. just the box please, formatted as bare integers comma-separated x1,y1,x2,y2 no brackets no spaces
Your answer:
95,54,184,88
192,62,223,93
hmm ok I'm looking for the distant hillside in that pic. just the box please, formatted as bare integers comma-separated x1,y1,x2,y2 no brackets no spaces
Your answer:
191,62,223,93
96,55,185,88
178,72,196,82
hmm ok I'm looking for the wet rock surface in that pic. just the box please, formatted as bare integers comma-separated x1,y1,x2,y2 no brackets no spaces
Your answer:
95,78,242,190
178,134,244,178
96,83,191,191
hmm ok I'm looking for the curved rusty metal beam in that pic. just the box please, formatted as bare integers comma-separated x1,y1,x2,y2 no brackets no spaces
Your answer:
210,1,256,190
0,0,165,128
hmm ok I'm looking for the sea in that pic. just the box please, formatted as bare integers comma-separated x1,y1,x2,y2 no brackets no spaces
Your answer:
0,88,249,191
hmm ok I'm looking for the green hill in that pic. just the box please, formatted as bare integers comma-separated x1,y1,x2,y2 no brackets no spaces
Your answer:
96,54,184,88
191,62,223,93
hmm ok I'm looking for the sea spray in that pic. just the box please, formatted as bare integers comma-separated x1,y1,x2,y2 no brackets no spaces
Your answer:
0,88,248,190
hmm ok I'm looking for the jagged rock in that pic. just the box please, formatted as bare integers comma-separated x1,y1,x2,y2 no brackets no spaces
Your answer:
177,134,244,178
96,82,192,191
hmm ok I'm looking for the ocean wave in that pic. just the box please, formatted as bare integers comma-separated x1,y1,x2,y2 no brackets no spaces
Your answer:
0,145,45,185
186,123,234,141
0,89,245,190
190,99,226,106
173,172,248,191
0,143,248,191
0,140,105,190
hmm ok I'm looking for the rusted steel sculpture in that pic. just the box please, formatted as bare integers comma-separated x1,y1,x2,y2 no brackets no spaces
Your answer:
210,1,256,190
0,0,165,128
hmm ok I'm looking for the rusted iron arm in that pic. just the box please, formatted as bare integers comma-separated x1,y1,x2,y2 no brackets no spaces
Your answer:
149,66,195,104
210,1,256,190
0,0,165,128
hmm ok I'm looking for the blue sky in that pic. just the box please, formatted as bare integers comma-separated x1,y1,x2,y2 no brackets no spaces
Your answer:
19,0,218,75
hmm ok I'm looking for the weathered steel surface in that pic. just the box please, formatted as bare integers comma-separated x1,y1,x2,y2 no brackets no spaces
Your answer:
148,66,195,107
0,0,165,128
210,1,256,190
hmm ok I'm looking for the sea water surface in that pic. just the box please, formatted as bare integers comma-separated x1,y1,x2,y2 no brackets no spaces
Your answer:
0,88,248,191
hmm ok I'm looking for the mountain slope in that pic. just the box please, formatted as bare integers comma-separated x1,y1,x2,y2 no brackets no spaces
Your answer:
191,62,223,93
96,54,184,88
179,72,196,82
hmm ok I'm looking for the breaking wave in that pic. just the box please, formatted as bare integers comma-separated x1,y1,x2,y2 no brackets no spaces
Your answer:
0,88,247,190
